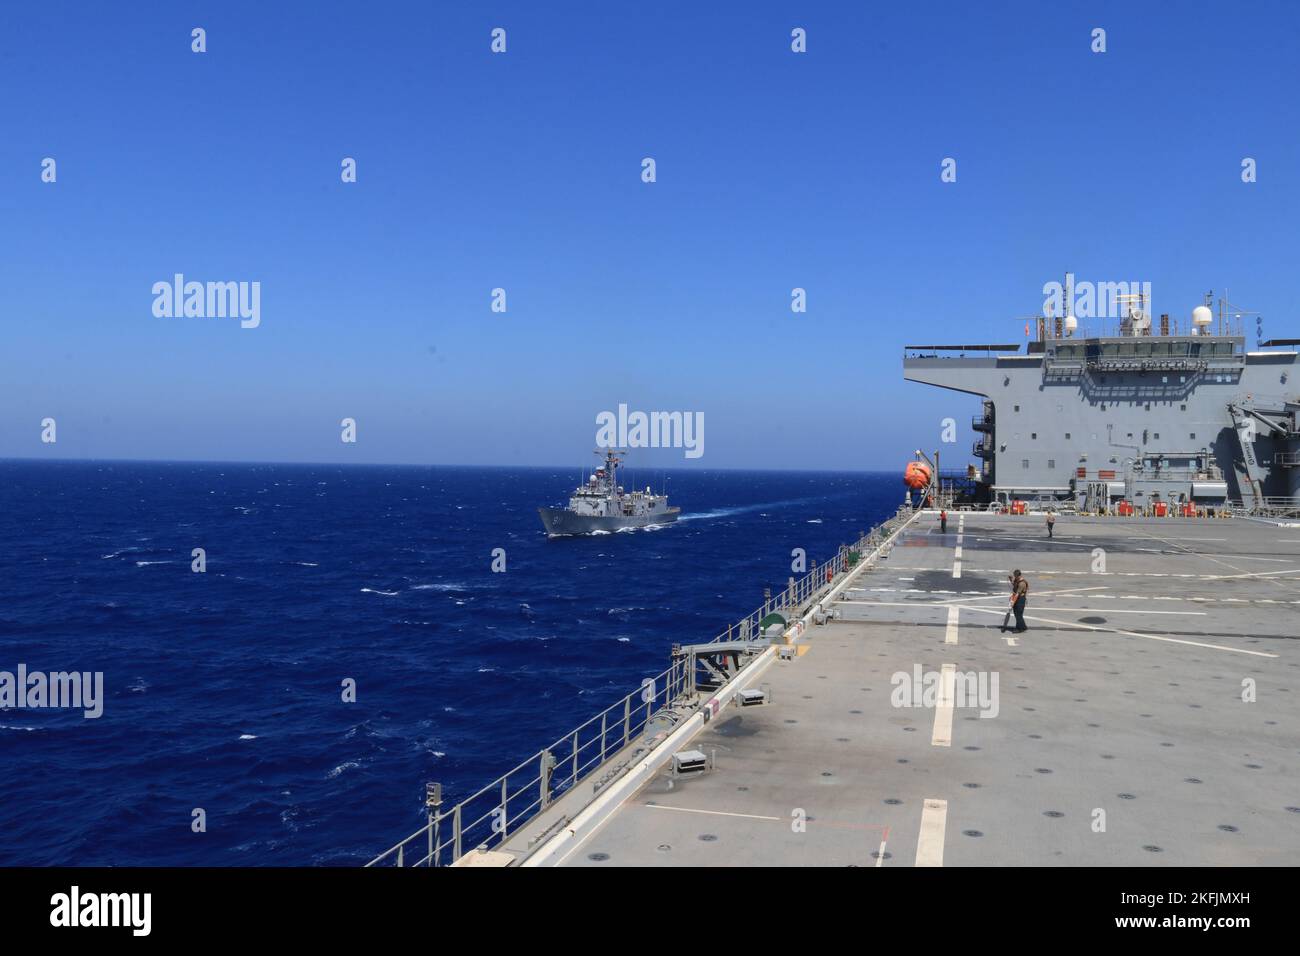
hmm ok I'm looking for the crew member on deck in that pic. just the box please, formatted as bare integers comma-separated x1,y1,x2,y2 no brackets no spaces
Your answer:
1005,569,1029,633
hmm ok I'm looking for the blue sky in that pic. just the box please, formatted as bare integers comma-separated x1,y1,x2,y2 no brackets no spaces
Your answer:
2,1,1297,469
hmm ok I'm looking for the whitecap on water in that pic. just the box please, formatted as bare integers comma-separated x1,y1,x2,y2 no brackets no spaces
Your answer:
360,588,400,596
239,734,258,740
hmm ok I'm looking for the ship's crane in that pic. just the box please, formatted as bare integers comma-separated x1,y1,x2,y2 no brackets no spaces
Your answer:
1227,401,1299,508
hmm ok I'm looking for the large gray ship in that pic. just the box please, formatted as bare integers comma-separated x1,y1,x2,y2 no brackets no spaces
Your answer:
906,285,1300,515
370,282,1299,870
538,450,680,535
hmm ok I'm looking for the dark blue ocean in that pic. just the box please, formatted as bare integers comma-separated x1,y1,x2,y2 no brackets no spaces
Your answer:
0,461,900,865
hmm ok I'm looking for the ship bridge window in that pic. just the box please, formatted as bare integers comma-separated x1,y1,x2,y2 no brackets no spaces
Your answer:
1014,404,1020,412
1022,459,1030,469
1065,432,1071,440
1031,432,1037,439
1190,432,1196,440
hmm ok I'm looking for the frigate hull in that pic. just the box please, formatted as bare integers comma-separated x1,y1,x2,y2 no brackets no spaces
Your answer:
538,506,680,536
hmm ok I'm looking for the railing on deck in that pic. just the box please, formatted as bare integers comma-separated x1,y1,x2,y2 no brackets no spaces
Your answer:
367,505,918,867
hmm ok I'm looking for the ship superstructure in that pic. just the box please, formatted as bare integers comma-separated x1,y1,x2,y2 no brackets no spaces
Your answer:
538,449,680,535
905,287,1300,514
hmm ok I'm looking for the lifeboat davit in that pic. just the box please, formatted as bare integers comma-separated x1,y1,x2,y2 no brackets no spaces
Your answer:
903,462,932,490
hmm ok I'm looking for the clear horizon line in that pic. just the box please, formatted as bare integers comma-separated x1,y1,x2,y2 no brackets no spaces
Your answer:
0,454,901,475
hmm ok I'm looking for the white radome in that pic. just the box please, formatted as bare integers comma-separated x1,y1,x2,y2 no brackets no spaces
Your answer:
1192,305,1213,328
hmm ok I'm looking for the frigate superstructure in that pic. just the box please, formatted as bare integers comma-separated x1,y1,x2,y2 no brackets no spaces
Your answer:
538,449,680,535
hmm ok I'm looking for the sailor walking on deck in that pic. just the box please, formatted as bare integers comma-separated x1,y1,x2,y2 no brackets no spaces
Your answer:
1003,570,1029,633
940,509,948,534
1046,511,1056,538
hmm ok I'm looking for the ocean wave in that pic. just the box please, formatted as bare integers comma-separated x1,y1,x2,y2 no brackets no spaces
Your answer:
100,548,141,559
360,588,400,596
135,560,174,566
678,496,825,522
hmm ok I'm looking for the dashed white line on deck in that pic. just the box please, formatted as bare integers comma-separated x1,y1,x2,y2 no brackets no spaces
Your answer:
931,663,956,747
915,799,948,867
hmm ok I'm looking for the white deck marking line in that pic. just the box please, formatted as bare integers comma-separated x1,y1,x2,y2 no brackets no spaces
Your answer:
968,534,1096,549
1207,554,1295,563
952,518,964,578
876,840,887,867
944,605,959,645
915,799,948,867
1126,528,1300,597
954,604,1279,658
1013,607,1207,616
641,804,781,822
933,585,1108,606
1205,567,1300,580
931,663,956,747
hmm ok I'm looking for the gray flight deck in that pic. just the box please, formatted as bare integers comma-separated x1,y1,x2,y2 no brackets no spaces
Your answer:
565,512,1300,866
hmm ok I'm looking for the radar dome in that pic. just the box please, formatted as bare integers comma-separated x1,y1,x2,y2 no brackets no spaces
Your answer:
1192,305,1213,328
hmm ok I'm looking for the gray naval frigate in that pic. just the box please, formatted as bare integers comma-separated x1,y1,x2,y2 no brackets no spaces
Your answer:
538,449,680,535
